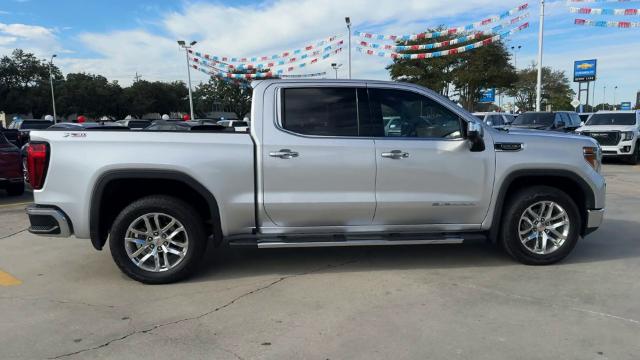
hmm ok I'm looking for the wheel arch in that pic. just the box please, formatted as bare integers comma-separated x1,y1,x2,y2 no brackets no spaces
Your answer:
90,170,222,250
489,169,596,243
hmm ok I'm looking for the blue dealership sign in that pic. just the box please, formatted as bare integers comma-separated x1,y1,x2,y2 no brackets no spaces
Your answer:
574,59,597,82
621,102,632,111
480,88,496,103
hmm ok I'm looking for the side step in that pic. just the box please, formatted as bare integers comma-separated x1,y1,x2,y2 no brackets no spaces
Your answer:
227,233,485,249
257,238,463,249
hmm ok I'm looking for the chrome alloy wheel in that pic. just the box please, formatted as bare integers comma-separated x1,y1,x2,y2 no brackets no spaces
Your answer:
518,201,570,255
124,213,189,272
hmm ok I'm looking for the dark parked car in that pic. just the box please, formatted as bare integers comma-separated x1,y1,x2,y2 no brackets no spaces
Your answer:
145,121,228,131
116,119,152,130
0,129,24,196
7,119,54,146
0,125,20,147
47,122,127,130
510,111,582,133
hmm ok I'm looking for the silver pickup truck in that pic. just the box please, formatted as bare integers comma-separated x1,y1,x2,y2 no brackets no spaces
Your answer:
25,80,606,283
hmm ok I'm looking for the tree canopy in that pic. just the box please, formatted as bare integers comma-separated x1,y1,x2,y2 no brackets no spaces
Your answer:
387,30,517,112
506,65,574,112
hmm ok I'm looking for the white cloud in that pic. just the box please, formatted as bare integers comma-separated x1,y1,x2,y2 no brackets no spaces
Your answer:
59,0,524,85
0,22,60,55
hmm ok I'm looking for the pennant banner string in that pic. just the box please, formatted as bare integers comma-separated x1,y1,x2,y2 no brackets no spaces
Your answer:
355,3,528,41
203,35,341,63
574,18,640,26
357,22,529,60
191,48,343,76
570,7,640,15
358,14,529,52
190,40,344,71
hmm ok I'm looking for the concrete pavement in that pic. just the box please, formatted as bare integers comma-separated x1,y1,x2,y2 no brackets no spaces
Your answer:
0,164,639,360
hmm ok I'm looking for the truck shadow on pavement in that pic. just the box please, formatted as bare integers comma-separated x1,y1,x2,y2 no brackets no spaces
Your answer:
188,219,640,283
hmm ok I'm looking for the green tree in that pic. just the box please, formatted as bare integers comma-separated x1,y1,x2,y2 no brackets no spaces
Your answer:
507,65,575,112
123,80,189,118
0,49,63,117
57,73,125,118
387,30,516,111
194,77,252,119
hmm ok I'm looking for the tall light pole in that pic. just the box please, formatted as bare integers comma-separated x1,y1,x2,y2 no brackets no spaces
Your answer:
49,54,58,123
345,17,352,79
510,45,522,69
331,63,342,79
602,85,606,111
178,40,197,120
535,0,545,111
613,85,618,111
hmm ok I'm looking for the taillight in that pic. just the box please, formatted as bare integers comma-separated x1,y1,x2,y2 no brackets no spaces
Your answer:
26,143,49,190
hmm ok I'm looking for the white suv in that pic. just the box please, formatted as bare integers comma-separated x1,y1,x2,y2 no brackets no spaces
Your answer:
577,111,640,164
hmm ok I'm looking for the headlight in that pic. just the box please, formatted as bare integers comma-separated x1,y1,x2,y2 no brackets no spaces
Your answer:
621,131,634,141
583,146,602,173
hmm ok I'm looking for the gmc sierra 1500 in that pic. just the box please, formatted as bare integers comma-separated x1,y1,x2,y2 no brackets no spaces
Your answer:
25,80,606,283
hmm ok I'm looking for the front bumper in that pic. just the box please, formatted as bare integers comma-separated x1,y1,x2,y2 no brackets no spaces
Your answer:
584,208,605,235
601,143,635,156
25,205,73,237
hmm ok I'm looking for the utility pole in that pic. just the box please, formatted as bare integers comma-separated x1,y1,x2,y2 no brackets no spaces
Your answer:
613,85,618,111
49,54,58,123
178,40,197,120
345,17,352,79
134,72,142,82
535,0,545,111
603,85,606,111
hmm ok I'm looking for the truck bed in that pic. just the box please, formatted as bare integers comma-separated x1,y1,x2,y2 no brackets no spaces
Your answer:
29,130,256,238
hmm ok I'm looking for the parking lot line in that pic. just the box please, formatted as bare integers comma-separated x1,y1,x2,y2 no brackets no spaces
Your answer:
0,270,22,286
0,201,31,209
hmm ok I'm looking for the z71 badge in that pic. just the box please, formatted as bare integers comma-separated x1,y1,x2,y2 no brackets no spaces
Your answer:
63,132,87,138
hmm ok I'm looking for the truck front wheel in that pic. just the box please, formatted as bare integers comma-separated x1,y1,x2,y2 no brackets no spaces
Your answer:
500,186,581,265
109,195,207,284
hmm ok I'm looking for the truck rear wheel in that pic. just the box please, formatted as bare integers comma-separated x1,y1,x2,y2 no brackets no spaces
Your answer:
109,195,207,284
500,186,581,265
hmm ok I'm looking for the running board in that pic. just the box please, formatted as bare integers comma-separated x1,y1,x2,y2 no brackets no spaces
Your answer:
256,238,464,249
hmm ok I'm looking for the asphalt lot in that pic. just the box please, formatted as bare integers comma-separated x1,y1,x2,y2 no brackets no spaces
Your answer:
1,163,639,360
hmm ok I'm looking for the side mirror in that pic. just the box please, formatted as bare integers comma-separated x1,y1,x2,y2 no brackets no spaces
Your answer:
580,121,585,127
486,121,493,126
467,122,485,152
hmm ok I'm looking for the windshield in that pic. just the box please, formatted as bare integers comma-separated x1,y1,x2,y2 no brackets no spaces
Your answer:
586,113,637,126
512,112,555,126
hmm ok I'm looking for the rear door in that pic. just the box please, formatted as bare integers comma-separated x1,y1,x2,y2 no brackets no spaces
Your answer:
261,86,377,227
369,86,495,227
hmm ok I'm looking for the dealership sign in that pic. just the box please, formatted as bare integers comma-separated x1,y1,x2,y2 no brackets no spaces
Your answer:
480,88,496,103
621,102,632,111
574,59,597,82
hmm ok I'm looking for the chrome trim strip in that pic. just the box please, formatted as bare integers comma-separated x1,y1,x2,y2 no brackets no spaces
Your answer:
257,238,464,248
25,206,72,237
586,209,605,229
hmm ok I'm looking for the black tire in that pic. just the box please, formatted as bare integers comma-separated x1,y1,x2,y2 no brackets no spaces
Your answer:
6,182,25,196
109,195,207,284
500,186,581,265
627,144,639,165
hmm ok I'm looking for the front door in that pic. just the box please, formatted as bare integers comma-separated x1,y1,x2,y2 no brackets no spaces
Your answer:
261,86,377,227
369,87,495,227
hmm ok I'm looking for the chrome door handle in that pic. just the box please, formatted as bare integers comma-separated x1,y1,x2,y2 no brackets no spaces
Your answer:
269,149,299,159
381,150,409,159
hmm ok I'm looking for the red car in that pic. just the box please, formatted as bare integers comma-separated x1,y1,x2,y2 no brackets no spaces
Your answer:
0,127,24,196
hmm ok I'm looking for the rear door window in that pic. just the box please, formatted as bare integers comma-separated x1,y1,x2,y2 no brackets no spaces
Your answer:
281,87,359,137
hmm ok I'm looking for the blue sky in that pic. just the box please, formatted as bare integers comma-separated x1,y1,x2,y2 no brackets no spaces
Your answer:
1,0,638,107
